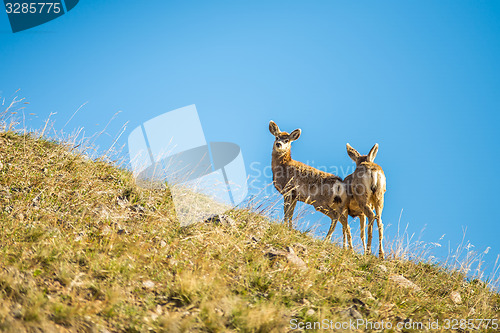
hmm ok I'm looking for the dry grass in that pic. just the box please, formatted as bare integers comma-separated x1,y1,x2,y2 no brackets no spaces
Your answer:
0,114,498,332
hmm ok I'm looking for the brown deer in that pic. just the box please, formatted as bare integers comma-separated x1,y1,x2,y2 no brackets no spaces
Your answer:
269,121,352,249
344,143,386,258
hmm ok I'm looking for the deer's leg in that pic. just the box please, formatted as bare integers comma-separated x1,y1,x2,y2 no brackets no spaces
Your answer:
283,194,297,229
340,212,353,250
324,217,337,243
375,202,385,259
325,207,351,249
323,206,341,243
319,205,336,242
359,202,375,255
359,215,367,255
320,205,337,242
342,223,347,246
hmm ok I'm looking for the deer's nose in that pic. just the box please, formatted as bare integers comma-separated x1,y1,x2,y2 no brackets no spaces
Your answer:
275,142,282,148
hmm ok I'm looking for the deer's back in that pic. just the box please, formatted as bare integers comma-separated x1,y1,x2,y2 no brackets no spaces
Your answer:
273,160,345,205
351,162,386,203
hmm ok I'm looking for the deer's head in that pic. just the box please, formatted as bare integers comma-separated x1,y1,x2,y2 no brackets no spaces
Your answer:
346,143,379,166
269,121,301,155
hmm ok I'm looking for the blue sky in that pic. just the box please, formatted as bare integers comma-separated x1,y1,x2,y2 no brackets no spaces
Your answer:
1,1,499,280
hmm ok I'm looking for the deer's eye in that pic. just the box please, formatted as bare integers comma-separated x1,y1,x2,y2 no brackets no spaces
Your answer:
283,139,289,143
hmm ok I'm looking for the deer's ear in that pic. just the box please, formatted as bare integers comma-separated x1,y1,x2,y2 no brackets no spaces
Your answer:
269,121,280,136
368,143,379,162
346,143,360,162
290,129,301,141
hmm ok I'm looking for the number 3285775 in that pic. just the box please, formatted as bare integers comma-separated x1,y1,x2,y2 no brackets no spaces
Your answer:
5,3,62,14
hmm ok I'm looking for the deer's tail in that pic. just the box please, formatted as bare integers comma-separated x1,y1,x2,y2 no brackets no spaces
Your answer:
370,170,385,194
333,182,346,204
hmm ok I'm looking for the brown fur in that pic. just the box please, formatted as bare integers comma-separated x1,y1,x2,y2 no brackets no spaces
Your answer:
345,143,386,258
269,121,352,248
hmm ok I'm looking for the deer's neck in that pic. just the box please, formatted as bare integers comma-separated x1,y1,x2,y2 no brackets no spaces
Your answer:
272,150,292,169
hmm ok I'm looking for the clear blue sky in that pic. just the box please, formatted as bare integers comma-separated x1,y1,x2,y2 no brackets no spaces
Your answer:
1,1,499,281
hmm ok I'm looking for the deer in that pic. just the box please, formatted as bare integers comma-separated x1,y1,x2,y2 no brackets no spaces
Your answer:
344,143,386,259
268,121,352,249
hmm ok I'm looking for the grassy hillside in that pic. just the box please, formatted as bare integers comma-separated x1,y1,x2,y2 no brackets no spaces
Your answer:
0,130,498,332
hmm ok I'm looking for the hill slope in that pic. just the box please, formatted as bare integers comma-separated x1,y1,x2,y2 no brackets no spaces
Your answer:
0,131,498,332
